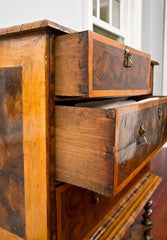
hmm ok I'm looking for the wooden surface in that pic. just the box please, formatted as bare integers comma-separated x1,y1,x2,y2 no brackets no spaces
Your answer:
114,97,167,194
88,173,161,240
55,164,149,240
92,38,149,91
0,19,73,38
151,148,167,240
0,67,24,238
117,99,167,186
55,97,167,197
55,31,151,98
55,31,88,97
0,228,23,240
124,148,167,240
55,171,161,240
0,19,74,240
0,31,53,240
55,105,115,196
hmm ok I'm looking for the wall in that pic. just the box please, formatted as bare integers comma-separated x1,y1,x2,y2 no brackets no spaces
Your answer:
142,1,166,148
0,0,84,31
124,0,142,50
142,0,165,95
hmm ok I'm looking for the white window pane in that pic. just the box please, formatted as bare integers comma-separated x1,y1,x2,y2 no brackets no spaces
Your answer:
93,0,97,17
100,0,109,23
112,0,120,28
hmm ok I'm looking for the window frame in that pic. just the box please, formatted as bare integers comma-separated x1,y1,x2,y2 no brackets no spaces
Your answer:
92,0,125,39
82,0,142,50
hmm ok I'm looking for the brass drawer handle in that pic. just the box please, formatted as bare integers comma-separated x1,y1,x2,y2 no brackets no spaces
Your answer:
124,46,132,67
139,124,148,146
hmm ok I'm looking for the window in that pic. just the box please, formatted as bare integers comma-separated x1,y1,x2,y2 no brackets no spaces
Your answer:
82,0,142,50
92,0,124,42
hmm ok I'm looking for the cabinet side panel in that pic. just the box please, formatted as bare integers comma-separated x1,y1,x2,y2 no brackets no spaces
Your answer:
0,67,24,238
0,32,51,240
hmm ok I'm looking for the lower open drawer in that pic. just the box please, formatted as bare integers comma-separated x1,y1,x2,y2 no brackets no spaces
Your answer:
55,96,167,196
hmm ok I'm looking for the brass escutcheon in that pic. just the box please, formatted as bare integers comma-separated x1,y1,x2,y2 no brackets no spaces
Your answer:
158,105,163,120
124,46,132,67
139,123,148,146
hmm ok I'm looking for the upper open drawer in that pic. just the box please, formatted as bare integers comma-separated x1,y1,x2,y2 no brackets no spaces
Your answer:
55,31,151,98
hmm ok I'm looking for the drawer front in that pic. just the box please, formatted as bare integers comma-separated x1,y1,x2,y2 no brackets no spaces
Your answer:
55,31,151,98
55,97,167,197
92,37,150,93
116,98,167,193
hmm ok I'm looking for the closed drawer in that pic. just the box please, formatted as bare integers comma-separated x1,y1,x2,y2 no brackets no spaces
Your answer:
56,184,113,240
55,97,167,197
55,168,155,240
55,31,151,98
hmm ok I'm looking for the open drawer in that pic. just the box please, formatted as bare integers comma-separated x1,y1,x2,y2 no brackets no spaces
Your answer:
55,96,167,197
55,31,151,98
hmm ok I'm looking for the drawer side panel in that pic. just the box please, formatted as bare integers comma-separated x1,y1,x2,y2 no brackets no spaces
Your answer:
55,106,115,196
55,32,88,97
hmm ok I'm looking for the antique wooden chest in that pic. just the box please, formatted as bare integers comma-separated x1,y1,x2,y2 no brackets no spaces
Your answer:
0,20,165,240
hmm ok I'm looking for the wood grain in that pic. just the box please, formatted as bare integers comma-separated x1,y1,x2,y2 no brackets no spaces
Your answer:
88,173,161,240
55,31,88,97
0,19,73,38
22,33,51,240
92,39,150,91
0,227,23,240
117,100,167,186
55,30,151,98
0,31,53,240
0,67,24,238
56,164,149,240
55,105,115,196
151,148,167,240
124,148,167,240
55,171,161,240
55,97,167,197
0,19,74,240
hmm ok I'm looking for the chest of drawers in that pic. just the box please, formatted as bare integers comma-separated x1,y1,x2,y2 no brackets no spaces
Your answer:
0,20,166,240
